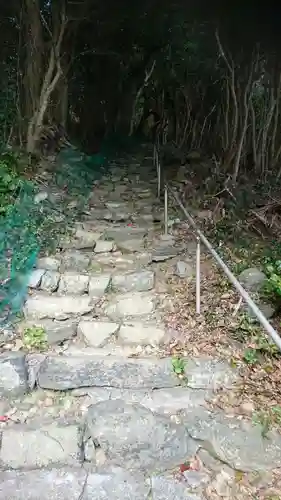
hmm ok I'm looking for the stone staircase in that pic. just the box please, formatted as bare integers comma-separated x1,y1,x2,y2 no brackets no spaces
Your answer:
0,155,281,499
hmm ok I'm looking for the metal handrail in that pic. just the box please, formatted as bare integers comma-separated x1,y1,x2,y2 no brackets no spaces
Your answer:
154,143,281,350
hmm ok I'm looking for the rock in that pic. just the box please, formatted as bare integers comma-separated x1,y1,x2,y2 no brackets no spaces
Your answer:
28,269,45,289
175,261,194,278
61,251,90,272
26,353,47,389
95,252,152,273
91,208,113,221
105,292,155,319
185,408,281,472
104,227,147,242
36,355,181,390
246,301,276,320
89,274,111,297
40,271,60,292
58,273,89,295
85,386,211,416
0,352,28,396
84,399,198,472
182,470,210,489
0,424,79,468
185,358,238,390
117,239,146,252
119,322,165,345
151,475,206,500
0,468,150,500
152,245,179,262
111,212,130,223
37,257,61,271
137,188,152,198
209,467,236,497
112,270,155,293
78,320,119,347
106,202,129,211
73,229,101,249
94,240,114,253
114,184,128,195
238,267,267,292
24,295,95,319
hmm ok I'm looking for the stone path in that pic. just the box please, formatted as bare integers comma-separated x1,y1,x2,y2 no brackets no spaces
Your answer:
0,152,281,499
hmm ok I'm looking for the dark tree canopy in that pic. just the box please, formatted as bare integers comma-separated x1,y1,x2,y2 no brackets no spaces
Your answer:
0,0,281,179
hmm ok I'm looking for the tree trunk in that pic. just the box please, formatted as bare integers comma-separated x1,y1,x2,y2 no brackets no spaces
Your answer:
23,0,43,126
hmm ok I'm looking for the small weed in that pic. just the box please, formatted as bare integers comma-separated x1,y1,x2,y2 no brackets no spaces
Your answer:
171,356,188,384
243,348,259,365
23,325,47,350
172,356,185,375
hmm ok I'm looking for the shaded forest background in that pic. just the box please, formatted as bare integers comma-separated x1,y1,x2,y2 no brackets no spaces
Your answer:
2,0,281,250
1,0,281,166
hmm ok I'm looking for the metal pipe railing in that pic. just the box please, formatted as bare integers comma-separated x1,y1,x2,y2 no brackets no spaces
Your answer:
157,161,281,350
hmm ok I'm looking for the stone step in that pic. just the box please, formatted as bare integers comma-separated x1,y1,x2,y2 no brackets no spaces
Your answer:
104,291,156,320
31,354,238,392
74,385,212,415
18,318,166,349
0,467,152,500
0,351,236,397
1,396,280,485
23,294,97,320
29,268,155,295
23,289,157,321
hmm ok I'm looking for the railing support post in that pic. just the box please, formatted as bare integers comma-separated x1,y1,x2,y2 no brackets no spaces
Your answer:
157,154,161,199
196,237,201,314
164,184,168,235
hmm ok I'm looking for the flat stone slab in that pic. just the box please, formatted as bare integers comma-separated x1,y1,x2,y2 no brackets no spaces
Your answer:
0,467,150,500
58,273,89,295
94,252,152,272
105,292,155,319
0,352,28,397
72,228,102,249
28,269,45,288
0,424,79,468
152,245,179,262
112,270,154,293
94,240,114,253
119,321,165,345
151,475,207,500
37,257,61,271
84,386,212,415
88,274,111,297
40,271,60,292
185,358,238,390
185,408,281,472
24,295,95,319
61,251,91,272
36,355,181,390
84,399,198,472
104,227,148,242
117,239,146,252
78,320,119,347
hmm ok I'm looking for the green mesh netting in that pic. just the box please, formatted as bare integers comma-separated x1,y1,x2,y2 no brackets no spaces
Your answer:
0,137,120,327
0,133,145,328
